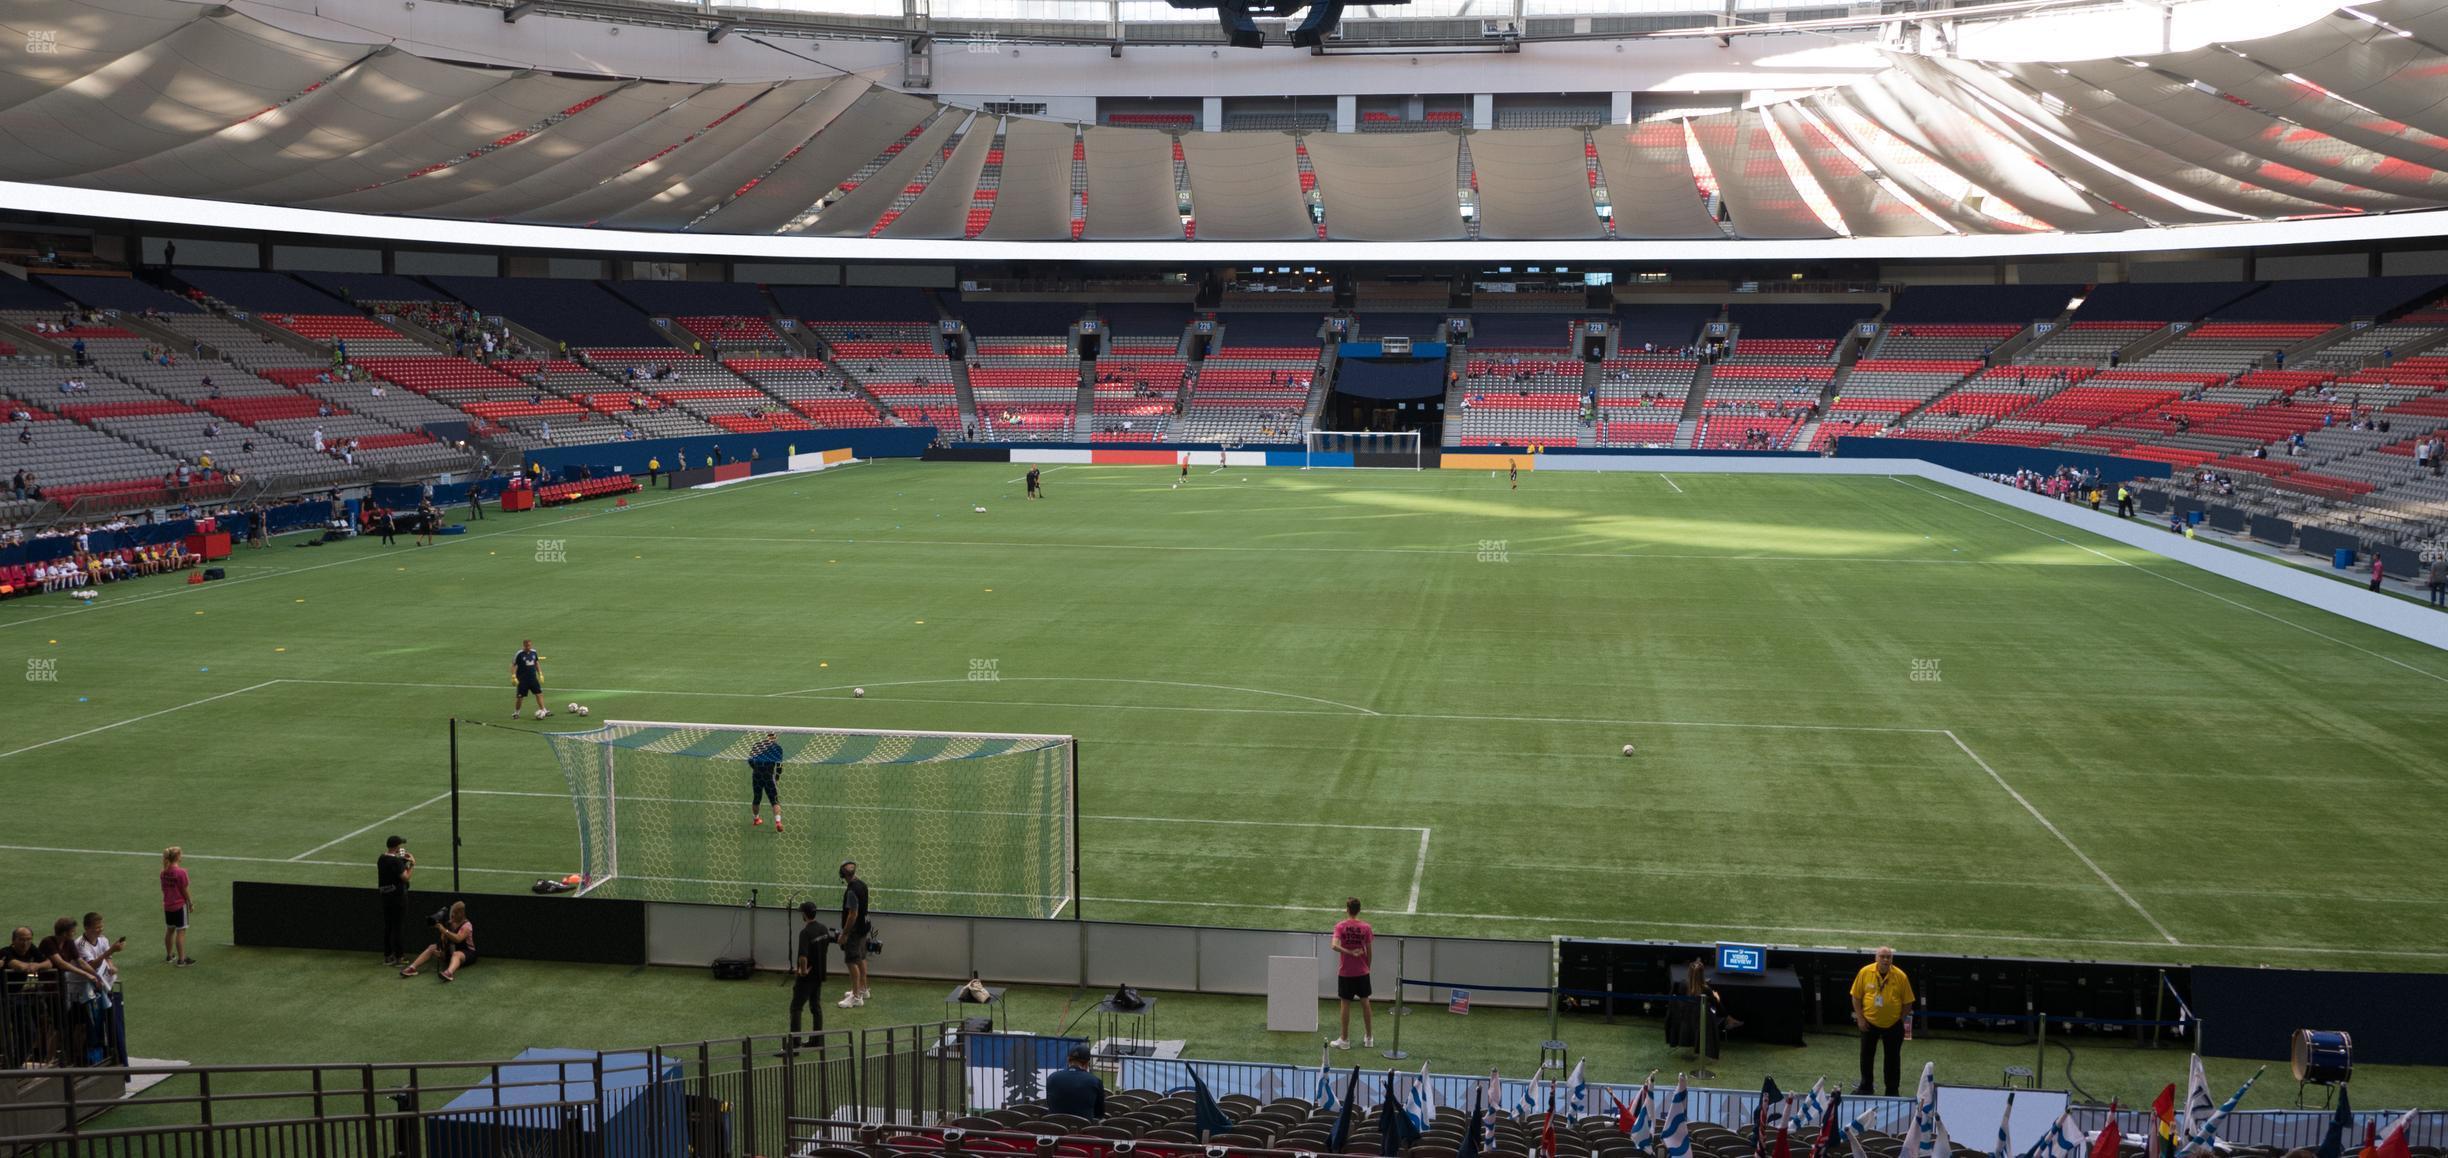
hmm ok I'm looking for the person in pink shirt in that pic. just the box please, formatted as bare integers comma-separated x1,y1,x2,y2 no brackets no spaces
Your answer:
1328,897,1374,1051
159,847,194,967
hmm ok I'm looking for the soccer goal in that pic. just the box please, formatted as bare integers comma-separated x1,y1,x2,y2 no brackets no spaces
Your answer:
541,720,1078,918
1305,430,1424,470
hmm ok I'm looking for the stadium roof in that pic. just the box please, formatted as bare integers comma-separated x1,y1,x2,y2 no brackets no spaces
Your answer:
2,0,2446,254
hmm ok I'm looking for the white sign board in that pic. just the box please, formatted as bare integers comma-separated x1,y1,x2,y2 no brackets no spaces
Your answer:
1939,1086,2071,1157
1266,955,1320,1032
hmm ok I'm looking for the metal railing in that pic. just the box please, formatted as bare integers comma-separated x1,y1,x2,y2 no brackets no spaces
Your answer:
1,1023,963,1158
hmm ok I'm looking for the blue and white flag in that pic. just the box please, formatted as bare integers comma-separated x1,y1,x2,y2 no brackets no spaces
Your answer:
2176,1067,2264,1156
1403,1062,1436,1134
2179,1056,2214,1144
1992,1090,2016,1158
1899,1064,1941,1158
1317,1047,1341,1113
1566,1060,1590,1119
1794,1080,1829,1133
1511,1073,1540,1121
2023,1114,2084,1158
1628,1073,1659,1151
1258,1067,1284,1107
1661,1075,1693,1158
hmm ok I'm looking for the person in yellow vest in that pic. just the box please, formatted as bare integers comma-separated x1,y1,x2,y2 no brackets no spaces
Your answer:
1849,946,1915,1096
647,457,661,486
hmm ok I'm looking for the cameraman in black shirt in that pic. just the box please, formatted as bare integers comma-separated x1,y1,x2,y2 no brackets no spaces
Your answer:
791,901,833,1045
377,836,415,966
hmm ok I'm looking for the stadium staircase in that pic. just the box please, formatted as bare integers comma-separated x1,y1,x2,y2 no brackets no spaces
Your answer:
1073,361,1096,437
1673,355,1714,447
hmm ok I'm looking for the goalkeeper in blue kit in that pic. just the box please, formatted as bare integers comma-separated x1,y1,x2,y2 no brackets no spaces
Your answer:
749,732,786,833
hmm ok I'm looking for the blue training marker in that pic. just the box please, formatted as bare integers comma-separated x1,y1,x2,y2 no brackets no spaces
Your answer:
199,667,209,673
78,697,88,703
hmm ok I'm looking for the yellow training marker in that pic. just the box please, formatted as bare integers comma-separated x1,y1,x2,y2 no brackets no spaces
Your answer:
274,647,287,653
915,619,925,624
820,662,829,668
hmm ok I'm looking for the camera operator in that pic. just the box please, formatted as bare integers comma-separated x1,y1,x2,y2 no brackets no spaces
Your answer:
377,836,415,966
399,901,474,983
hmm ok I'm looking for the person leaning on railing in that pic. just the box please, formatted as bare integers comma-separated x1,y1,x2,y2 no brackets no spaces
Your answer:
3,925,61,1066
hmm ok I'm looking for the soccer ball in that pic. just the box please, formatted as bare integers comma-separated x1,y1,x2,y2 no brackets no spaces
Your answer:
575,705,590,717
534,708,550,720
566,702,580,713
1621,744,1637,757
853,687,866,698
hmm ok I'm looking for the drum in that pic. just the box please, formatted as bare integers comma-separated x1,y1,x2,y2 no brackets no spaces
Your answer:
2292,1029,2353,1084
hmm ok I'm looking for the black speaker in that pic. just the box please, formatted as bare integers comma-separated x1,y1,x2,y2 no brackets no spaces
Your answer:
711,958,754,980
202,567,226,581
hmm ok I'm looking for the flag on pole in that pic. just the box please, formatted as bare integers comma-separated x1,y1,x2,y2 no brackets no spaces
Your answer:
1327,1066,1362,1152
1542,1069,1559,1158
2150,1085,2176,1158
1512,1074,1541,1122
1257,1067,1284,1108
1380,1070,1423,1158
1188,1066,1235,1138
2313,1086,2353,1158
1993,1090,2017,1158
1812,1089,1847,1158
1628,1074,1658,1149
1755,1078,1787,1157
1662,1075,1693,1158
1795,1080,1829,1133
1567,1060,1591,1120
1458,1089,1487,1158
1403,1062,1436,1135
2089,1101,2122,1158
2357,1119,2377,1158
2023,1115,2083,1158
2374,1108,2416,1158
1774,1121,1793,1158
2175,1067,2264,1156
2180,1057,2214,1142
1899,1064,1940,1158
1317,1048,1341,1113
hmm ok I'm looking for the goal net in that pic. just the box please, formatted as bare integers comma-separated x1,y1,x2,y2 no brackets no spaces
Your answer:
541,720,1077,918
1305,430,1423,469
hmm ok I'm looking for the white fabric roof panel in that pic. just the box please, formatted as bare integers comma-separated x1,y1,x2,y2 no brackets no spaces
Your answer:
1689,110,1837,239
695,86,934,235
432,83,762,221
877,114,995,240
2054,60,2446,209
793,109,962,237
978,119,1078,241
1908,57,2270,226
603,77,868,231
1951,59,2337,221
70,49,511,202
1179,132,1313,241
2159,47,2448,177
1589,121,1725,239
2233,10,2448,148
0,0,211,114
1763,105,1943,237
303,81,680,215
1081,127,1184,241
1802,95,2022,234
1466,129,1604,241
0,10,370,183
239,72,628,206
1842,73,2132,232
523,78,838,227
1304,131,1465,242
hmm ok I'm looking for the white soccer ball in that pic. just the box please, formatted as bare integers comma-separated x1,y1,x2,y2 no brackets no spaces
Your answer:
566,702,580,713
1622,744,1637,757
535,708,551,720
853,687,866,698
575,705,589,717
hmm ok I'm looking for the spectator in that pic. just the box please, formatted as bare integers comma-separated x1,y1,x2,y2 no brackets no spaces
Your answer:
71,913,124,1065
161,846,194,967
1849,947,1914,1096
1327,897,1374,1050
1045,1044,1106,1119
399,900,474,981
378,836,416,966
2427,554,2447,609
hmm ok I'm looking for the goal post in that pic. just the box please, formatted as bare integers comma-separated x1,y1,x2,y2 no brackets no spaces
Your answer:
1305,430,1424,470
540,720,1078,919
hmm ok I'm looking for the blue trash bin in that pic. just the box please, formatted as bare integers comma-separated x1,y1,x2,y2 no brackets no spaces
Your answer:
2334,547,2356,570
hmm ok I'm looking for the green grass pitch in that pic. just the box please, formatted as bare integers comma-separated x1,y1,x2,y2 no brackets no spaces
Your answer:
6,460,2447,986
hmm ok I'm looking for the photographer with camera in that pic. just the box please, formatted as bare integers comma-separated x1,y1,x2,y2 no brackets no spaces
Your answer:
377,836,415,966
399,901,474,983
835,862,871,1009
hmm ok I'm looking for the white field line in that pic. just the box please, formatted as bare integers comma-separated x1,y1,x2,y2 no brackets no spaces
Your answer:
1408,829,1431,915
573,532,2027,569
1942,729,2180,946
0,680,281,762
764,676,1382,715
1660,474,1683,494
461,788,1428,834
287,792,451,861
1004,465,1071,485
1891,477,2448,685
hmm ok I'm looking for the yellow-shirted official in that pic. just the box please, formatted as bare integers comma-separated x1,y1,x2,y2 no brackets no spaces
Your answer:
1848,946,1914,1096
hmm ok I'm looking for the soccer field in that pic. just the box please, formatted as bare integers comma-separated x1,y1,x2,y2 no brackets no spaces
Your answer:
6,461,2447,970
